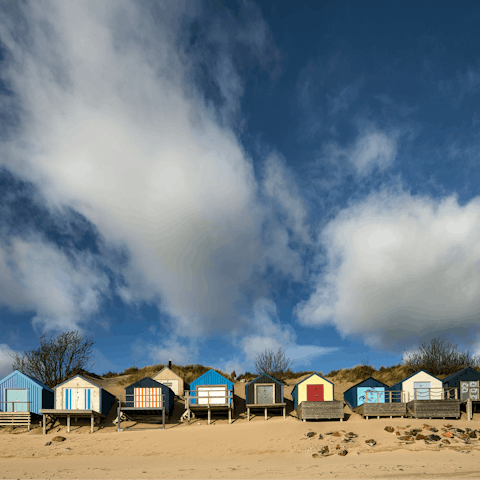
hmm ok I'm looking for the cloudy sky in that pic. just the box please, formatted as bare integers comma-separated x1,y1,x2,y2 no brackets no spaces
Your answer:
1,0,480,378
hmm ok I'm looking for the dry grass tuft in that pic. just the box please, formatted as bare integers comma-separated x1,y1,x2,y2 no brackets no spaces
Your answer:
116,363,231,386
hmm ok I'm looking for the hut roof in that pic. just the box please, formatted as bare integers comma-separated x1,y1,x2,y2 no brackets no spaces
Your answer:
54,374,101,390
125,377,170,390
388,369,440,389
292,373,333,395
152,366,183,379
190,369,233,387
442,366,480,383
343,376,388,394
245,373,285,387
1,370,53,392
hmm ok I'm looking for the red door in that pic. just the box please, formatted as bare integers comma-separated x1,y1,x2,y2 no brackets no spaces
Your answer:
307,384,324,401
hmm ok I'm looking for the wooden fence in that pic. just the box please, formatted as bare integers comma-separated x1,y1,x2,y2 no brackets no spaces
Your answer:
365,388,458,403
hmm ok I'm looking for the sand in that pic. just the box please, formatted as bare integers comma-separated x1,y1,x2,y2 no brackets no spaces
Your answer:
2,415,480,479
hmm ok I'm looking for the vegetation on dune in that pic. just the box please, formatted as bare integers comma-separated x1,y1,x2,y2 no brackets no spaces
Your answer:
112,363,232,386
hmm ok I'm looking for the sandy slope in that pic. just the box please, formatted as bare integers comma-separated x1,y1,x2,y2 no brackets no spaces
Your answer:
2,414,480,478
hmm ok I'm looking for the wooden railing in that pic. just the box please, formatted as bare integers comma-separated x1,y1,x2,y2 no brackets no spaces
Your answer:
364,391,403,403
0,401,31,412
364,388,458,402
184,390,233,408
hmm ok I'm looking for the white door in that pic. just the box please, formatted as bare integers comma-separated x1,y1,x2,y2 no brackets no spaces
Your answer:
197,386,227,405
65,388,92,409
159,380,178,396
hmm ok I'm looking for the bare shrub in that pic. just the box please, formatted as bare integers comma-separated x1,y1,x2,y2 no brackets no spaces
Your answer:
402,336,480,376
253,347,293,381
11,331,95,388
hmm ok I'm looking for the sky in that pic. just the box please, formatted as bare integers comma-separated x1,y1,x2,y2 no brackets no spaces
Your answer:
1,0,480,378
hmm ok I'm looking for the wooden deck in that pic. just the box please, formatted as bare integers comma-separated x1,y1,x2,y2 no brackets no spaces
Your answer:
246,403,286,421
355,402,407,419
406,400,461,419
297,401,344,421
39,409,105,434
0,412,34,430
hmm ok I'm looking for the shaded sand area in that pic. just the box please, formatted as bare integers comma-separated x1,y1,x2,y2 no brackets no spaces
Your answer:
2,416,480,479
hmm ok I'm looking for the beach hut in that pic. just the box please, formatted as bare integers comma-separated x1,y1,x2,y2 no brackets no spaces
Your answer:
343,376,406,419
388,369,460,419
387,369,443,402
125,377,174,414
185,369,234,424
244,373,286,420
152,366,185,397
343,377,388,410
117,377,175,431
40,374,116,434
0,370,54,430
291,373,343,421
442,367,480,401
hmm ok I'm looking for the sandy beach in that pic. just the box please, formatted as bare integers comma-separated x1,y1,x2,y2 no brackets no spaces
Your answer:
2,413,480,479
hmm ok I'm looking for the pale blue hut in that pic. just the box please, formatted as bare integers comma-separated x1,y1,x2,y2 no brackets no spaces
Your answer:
0,370,54,414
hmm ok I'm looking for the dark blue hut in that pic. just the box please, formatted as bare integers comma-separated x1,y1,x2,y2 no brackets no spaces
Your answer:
245,373,284,405
0,370,54,415
442,367,480,400
343,377,388,410
125,377,175,415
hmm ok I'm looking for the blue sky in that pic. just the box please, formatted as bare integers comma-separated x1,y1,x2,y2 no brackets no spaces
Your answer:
1,0,480,378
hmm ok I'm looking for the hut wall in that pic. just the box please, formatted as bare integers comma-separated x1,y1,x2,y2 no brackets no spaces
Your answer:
152,368,184,396
245,374,283,404
442,367,480,399
343,377,387,410
402,372,442,402
100,389,116,415
125,377,174,414
189,370,233,405
294,374,334,409
0,371,53,415
55,377,100,411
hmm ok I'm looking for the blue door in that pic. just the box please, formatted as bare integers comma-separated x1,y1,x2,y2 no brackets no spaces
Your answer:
414,382,431,399
357,387,384,406
6,389,28,412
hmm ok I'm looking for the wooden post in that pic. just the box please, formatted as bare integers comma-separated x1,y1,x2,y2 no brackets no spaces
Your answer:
117,401,121,432
208,408,211,425
67,415,70,433
467,399,472,421
228,407,231,424
247,407,250,422
42,414,46,435
265,408,267,420
91,413,94,433
455,388,458,400
283,406,286,419
162,407,165,430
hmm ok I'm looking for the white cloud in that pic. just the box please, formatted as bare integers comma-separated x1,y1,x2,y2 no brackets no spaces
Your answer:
140,337,199,366
0,1,298,336
349,129,398,176
296,189,480,350
0,235,110,332
262,153,312,245
0,344,15,377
